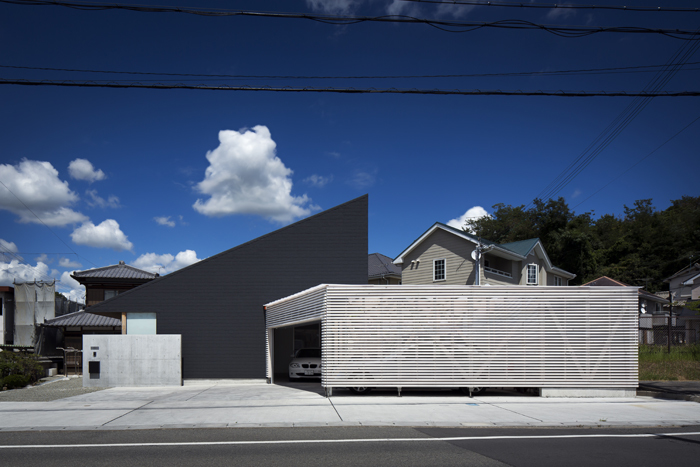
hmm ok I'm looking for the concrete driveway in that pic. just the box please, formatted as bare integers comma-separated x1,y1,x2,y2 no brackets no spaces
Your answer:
2,379,700,431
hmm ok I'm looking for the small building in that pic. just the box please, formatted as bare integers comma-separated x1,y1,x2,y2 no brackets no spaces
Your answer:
666,262,700,302
368,253,401,285
0,286,14,345
394,223,575,287
42,310,121,351
71,261,159,308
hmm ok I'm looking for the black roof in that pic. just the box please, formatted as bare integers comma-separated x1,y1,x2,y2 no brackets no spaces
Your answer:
71,261,158,282
368,253,402,279
43,311,121,328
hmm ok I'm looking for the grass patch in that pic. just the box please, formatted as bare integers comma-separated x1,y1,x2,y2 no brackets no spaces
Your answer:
639,345,700,381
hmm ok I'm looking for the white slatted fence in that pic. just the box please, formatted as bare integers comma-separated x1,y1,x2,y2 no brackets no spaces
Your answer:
265,285,638,389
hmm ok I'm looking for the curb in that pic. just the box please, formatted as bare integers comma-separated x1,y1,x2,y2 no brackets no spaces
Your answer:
637,390,700,403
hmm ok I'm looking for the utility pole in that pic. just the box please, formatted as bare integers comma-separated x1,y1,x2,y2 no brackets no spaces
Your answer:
473,238,493,286
668,291,673,353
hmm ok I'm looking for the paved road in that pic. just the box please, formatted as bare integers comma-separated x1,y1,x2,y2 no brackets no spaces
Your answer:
1,426,699,466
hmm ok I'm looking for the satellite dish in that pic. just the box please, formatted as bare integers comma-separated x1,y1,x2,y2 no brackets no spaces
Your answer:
471,250,478,261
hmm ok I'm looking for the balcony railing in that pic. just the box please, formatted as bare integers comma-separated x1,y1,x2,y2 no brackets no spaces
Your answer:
484,266,512,278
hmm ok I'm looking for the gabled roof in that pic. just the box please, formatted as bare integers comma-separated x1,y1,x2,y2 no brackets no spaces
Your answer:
393,222,575,279
42,310,121,328
498,238,539,257
582,276,668,304
71,261,158,282
665,262,700,282
368,253,402,279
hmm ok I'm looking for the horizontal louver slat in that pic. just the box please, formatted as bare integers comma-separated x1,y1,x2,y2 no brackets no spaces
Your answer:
266,285,638,388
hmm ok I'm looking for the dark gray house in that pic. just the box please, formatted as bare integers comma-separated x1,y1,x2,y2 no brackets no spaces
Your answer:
88,195,368,379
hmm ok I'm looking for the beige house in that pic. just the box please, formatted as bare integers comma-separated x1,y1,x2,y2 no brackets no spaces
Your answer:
665,262,700,302
664,262,700,344
394,223,575,286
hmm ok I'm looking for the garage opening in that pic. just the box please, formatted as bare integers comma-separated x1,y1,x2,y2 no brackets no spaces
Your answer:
271,321,321,383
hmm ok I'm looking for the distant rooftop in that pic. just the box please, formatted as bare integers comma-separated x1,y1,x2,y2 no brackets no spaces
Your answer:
43,310,121,328
368,253,402,280
71,261,158,281
582,276,668,303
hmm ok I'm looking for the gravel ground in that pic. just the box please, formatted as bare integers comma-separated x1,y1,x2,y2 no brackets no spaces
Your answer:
0,377,106,402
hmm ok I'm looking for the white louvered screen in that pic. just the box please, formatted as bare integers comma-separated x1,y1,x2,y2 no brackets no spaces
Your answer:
265,284,327,379
265,285,638,389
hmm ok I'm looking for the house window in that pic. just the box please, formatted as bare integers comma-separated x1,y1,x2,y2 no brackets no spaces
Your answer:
434,259,446,282
554,276,562,286
104,290,121,300
526,264,538,285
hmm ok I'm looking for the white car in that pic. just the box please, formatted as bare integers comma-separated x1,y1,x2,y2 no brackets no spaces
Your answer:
288,348,322,380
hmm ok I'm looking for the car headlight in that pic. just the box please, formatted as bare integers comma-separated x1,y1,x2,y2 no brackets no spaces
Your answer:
290,363,300,368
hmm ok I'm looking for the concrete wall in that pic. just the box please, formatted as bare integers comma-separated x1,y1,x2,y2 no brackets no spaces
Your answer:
83,334,181,387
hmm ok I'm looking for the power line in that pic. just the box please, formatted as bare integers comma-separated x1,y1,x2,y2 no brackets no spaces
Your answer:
400,0,700,13
3,61,699,80
0,178,98,268
526,28,700,208
1,79,699,96
3,1,700,39
572,114,700,210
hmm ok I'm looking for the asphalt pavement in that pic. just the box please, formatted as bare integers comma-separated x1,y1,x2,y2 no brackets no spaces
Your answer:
2,378,700,432
1,426,700,467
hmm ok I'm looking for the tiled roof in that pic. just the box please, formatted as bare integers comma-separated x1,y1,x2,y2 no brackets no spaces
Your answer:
43,311,121,328
368,253,402,279
498,238,539,257
71,261,158,280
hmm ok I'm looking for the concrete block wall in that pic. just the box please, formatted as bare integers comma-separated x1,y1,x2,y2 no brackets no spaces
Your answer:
83,335,181,387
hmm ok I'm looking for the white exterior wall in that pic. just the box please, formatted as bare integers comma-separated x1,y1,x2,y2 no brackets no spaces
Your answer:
83,334,182,387
266,285,638,391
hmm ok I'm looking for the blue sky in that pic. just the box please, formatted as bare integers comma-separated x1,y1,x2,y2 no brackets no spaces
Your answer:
1,0,698,301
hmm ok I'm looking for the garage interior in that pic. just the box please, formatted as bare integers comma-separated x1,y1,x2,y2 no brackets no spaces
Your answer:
272,322,320,383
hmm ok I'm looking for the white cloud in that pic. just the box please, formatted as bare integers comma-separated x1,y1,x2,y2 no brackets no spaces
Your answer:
68,158,106,183
86,189,120,209
546,4,576,20
35,253,50,264
347,169,376,189
154,216,176,227
193,126,316,223
59,271,85,303
0,238,19,262
71,219,133,251
387,0,420,16
304,174,333,188
132,250,201,275
447,206,491,231
306,0,362,14
571,189,582,199
0,159,88,226
59,257,82,268
0,259,50,286
435,3,475,18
